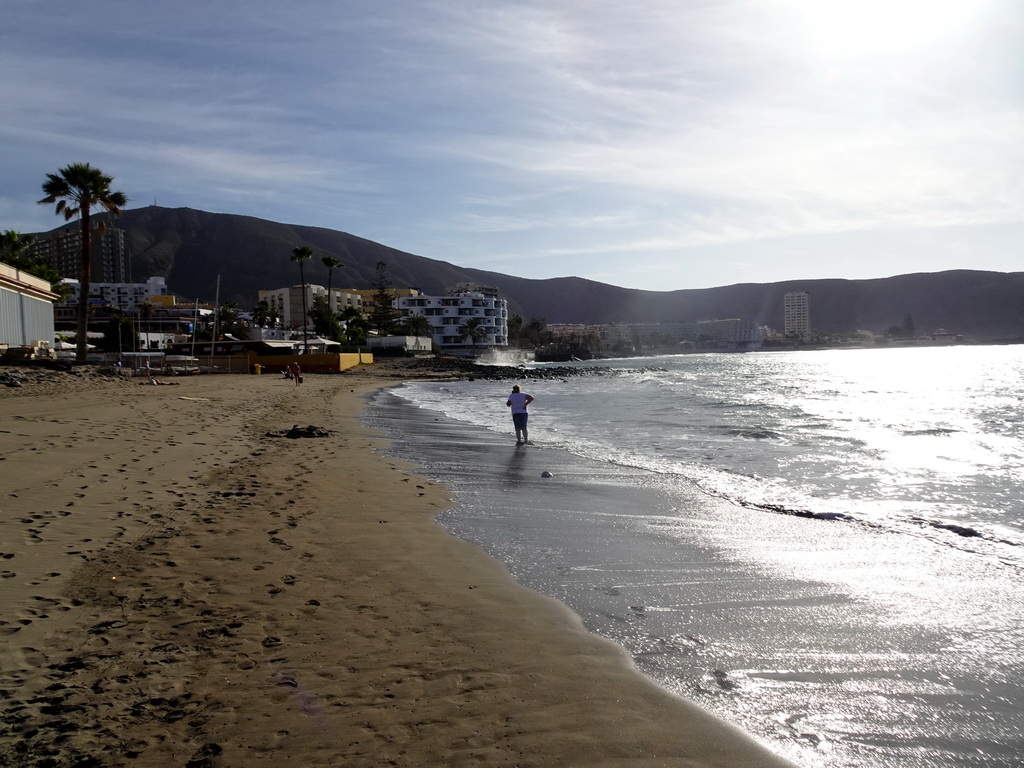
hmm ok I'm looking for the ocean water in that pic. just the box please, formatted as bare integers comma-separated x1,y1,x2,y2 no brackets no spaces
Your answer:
365,345,1024,767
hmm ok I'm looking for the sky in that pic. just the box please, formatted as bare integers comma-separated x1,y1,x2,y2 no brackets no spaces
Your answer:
2,0,1021,291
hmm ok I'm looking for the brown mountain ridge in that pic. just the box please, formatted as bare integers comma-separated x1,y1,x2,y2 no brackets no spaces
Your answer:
37,206,1024,340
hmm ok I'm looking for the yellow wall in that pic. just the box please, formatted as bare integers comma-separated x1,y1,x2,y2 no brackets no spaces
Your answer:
248,351,373,373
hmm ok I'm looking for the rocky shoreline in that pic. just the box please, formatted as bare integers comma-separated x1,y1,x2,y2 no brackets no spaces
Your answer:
0,355,654,399
0,364,133,399
367,355,659,380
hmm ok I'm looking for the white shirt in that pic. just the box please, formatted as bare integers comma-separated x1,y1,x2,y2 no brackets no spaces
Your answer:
507,392,531,414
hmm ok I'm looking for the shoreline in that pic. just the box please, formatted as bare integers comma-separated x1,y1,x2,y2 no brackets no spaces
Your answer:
1,365,796,767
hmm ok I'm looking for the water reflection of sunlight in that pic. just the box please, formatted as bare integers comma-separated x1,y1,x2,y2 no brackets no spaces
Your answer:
758,349,1020,487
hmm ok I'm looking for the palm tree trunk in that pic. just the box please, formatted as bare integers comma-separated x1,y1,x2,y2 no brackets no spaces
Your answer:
76,205,92,364
326,269,333,316
300,263,309,354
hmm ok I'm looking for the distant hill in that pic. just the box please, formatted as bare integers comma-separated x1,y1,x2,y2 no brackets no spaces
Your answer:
35,206,1024,340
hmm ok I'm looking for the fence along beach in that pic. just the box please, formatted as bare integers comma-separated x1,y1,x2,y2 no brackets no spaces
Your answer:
0,364,794,767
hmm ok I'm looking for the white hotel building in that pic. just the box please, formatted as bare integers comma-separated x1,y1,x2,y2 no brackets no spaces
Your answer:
60,275,169,313
396,290,508,349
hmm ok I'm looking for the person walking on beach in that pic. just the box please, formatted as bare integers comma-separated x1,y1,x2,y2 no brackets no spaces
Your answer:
292,362,302,386
506,384,534,445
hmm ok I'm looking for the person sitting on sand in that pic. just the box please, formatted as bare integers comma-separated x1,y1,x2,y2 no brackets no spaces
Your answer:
506,384,534,445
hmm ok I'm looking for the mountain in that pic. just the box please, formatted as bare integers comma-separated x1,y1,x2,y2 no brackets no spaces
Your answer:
36,206,1024,339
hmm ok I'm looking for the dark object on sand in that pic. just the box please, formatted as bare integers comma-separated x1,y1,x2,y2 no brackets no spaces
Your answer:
265,424,334,439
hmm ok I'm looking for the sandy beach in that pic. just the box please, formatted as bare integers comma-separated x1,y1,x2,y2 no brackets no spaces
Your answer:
1,364,795,767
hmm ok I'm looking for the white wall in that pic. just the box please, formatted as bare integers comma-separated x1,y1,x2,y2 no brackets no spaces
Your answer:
0,263,57,347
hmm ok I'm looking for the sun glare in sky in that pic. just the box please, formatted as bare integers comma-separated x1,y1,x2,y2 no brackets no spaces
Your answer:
782,0,984,56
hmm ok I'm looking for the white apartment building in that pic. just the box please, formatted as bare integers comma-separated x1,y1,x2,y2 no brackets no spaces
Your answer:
627,319,763,347
60,275,168,313
396,290,508,349
258,285,363,329
784,291,811,339
679,318,763,346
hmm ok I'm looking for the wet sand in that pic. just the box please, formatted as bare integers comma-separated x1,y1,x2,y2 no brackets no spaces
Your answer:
0,366,796,767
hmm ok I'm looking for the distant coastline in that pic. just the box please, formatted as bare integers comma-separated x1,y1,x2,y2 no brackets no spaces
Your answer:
32,206,1024,340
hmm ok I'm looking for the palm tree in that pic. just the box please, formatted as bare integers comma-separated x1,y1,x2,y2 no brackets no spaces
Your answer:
267,305,282,330
38,163,127,363
291,245,314,354
137,301,155,329
214,301,246,339
321,255,343,315
400,313,433,339
458,316,489,348
251,300,271,329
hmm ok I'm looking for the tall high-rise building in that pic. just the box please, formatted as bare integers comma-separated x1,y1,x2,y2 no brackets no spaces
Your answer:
32,226,128,283
784,291,810,339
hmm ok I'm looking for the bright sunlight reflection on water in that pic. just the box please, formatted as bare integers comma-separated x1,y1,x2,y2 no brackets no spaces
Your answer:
734,347,1024,525
379,345,1024,768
